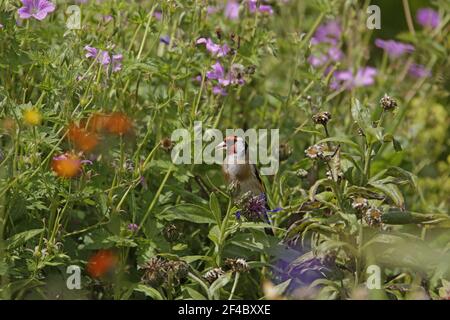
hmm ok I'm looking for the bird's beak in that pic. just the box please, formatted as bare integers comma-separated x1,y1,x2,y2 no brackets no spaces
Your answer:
216,141,226,150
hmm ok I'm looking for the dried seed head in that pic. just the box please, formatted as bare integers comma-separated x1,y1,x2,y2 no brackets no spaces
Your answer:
245,65,256,75
364,207,383,227
167,260,189,280
162,224,180,242
215,27,222,40
279,143,292,161
160,137,174,152
225,258,250,273
326,169,343,181
141,257,167,287
312,111,331,126
380,94,397,111
296,169,308,178
352,197,369,211
204,268,225,284
305,144,325,160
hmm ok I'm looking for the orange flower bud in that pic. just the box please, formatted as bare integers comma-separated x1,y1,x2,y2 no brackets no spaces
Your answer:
68,123,99,152
51,153,82,178
86,249,118,278
105,112,133,136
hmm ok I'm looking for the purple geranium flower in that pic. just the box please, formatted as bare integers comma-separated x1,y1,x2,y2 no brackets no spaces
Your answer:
375,39,415,59
111,54,123,72
84,45,111,65
206,61,226,81
84,45,122,73
196,38,230,57
128,223,139,232
311,21,341,45
206,62,246,95
331,67,377,90
248,0,274,15
308,46,343,68
408,63,431,78
416,8,440,29
160,35,170,45
18,0,56,21
225,0,240,20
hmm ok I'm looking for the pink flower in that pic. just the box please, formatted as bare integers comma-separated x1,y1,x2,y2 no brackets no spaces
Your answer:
416,8,440,29
18,0,56,21
375,39,414,59
196,38,230,57
225,1,240,20
331,67,377,90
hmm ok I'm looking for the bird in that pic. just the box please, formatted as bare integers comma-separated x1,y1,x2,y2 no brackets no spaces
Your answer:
216,135,274,235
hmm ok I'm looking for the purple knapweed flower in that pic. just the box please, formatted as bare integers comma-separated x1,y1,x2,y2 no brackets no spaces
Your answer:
375,39,414,59
416,8,440,29
311,20,341,45
18,0,56,21
196,38,230,57
225,0,240,20
408,63,431,78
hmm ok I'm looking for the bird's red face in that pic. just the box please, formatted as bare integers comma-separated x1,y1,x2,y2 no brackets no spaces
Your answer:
216,135,245,156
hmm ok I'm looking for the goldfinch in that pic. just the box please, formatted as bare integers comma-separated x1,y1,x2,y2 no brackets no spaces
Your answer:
216,135,274,235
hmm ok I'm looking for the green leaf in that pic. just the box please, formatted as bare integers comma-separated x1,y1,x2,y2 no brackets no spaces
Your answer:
208,272,232,298
209,193,222,226
184,287,207,300
7,229,44,250
134,284,164,300
159,204,216,224
369,182,404,208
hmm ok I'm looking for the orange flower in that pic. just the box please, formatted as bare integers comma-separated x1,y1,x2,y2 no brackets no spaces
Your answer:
88,113,110,133
51,153,82,178
68,123,99,152
86,249,118,278
105,112,133,136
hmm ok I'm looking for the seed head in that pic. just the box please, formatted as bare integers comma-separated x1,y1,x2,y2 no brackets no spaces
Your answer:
204,267,225,284
160,137,174,152
305,144,325,160
166,260,189,280
162,224,180,242
364,207,383,227
312,111,331,126
141,257,167,287
225,258,250,273
380,94,397,111
352,197,369,212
